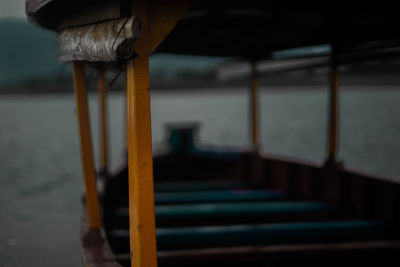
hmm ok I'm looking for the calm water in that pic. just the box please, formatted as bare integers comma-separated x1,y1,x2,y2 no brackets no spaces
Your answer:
0,86,399,266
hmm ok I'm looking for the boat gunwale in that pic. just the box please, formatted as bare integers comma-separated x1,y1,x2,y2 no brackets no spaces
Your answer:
80,208,123,267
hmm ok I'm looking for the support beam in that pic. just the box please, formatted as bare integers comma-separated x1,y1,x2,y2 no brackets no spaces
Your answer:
97,68,108,174
127,57,157,267
250,61,260,150
126,1,190,266
327,49,339,160
127,2,155,267
72,61,102,229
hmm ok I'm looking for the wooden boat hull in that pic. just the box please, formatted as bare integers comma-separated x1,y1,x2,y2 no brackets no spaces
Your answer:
87,132,400,266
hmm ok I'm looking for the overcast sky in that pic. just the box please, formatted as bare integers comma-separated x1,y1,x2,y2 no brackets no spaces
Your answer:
0,0,25,19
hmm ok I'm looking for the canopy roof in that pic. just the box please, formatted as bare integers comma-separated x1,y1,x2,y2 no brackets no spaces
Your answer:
26,0,400,58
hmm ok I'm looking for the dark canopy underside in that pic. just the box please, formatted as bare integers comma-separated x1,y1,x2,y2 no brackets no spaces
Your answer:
26,0,400,57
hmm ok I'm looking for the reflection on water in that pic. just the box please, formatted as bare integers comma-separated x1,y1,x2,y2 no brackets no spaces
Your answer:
0,86,399,266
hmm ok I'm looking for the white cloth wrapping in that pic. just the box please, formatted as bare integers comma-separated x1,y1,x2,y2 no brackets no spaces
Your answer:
57,17,142,62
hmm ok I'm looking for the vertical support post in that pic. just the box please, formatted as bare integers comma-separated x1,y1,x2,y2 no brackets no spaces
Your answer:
125,1,189,265
127,2,157,266
97,68,108,175
250,61,259,150
327,48,339,160
72,61,102,229
127,58,157,267
249,60,263,184
322,46,341,204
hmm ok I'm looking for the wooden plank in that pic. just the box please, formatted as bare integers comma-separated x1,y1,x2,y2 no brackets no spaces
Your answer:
342,172,367,219
322,161,341,204
97,68,108,174
115,201,336,228
72,61,102,228
155,240,400,265
153,190,286,204
297,166,313,199
110,221,382,251
270,161,289,192
155,180,246,192
372,181,396,224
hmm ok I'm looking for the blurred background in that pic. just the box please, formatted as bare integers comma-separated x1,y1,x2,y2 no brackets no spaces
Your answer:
1,1,400,267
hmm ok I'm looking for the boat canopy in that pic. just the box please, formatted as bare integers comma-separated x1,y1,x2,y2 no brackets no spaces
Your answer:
26,0,400,58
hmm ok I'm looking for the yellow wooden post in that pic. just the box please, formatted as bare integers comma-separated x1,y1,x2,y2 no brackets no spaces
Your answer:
127,2,157,267
127,56,156,267
72,61,102,229
127,1,190,266
328,49,339,159
250,61,259,150
97,68,108,174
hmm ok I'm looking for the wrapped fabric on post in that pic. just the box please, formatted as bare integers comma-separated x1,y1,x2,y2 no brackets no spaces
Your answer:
57,17,142,62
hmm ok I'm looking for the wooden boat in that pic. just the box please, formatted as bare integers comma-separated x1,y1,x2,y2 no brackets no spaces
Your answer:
26,1,400,266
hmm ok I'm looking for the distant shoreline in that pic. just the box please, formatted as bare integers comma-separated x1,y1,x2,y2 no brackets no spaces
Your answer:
1,82,400,96
3,69,400,95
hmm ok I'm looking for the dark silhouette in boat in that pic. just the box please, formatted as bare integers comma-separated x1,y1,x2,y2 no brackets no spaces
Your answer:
26,1,400,266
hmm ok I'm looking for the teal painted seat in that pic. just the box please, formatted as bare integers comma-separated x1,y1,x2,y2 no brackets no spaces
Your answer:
154,189,287,204
154,202,334,218
116,201,337,227
155,180,247,192
110,221,382,251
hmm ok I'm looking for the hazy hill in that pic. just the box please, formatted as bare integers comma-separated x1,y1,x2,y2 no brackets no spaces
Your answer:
0,19,66,87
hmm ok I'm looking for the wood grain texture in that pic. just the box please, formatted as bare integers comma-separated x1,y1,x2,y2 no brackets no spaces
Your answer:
127,56,157,267
97,69,108,172
73,61,102,228
126,2,191,266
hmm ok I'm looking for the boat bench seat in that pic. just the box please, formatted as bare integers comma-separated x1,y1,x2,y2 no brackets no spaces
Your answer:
113,186,288,208
154,189,288,204
114,201,339,227
155,180,248,192
109,220,384,252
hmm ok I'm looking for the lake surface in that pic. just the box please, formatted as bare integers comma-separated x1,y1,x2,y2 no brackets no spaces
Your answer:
0,86,399,266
